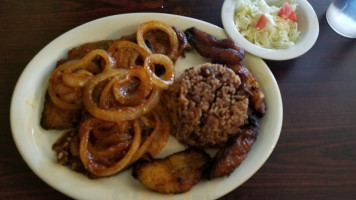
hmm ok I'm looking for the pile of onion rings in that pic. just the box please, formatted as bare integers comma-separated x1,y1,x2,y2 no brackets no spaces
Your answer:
49,20,178,177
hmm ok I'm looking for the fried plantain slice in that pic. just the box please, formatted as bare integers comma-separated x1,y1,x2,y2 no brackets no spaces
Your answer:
229,64,266,116
132,148,210,194
208,116,259,179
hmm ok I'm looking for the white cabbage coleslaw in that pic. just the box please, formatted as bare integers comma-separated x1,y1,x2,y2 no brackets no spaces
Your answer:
234,0,300,49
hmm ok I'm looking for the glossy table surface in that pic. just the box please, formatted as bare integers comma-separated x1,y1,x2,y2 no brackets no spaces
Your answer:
1,0,356,199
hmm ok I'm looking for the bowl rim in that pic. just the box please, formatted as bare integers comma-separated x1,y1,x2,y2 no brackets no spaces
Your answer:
221,0,319,60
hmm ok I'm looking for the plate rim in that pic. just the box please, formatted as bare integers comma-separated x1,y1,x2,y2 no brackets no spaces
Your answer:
10,12,283,200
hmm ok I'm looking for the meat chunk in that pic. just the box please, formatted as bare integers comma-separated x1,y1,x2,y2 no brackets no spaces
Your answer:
208,117,259,178
172,26,192,57
40,93,82,130
143,26,191,62
57,34,136,66
162,63,249,148
52,129,86,173
132,148,210,194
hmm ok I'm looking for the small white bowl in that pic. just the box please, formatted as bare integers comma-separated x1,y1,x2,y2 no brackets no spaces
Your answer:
222,0,319,60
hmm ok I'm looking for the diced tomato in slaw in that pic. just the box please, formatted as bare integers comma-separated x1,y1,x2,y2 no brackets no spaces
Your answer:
278,2,297,22
255,14,268,30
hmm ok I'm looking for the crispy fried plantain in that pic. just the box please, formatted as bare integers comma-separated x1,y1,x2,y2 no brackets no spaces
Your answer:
185,27,245,65
132,148,210,194
229,64,266,116
208,116,259,178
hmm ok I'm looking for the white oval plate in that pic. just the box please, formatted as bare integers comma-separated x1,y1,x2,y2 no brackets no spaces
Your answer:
222,0,319,60
10,13,283,200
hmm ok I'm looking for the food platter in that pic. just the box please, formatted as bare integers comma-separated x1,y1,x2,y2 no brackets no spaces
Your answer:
10,13,283,200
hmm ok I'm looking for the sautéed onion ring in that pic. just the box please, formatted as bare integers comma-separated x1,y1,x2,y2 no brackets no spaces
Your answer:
137,20,179,61
79,118,141,176
48,49,115,110
144,54,175,89
83,68,160,122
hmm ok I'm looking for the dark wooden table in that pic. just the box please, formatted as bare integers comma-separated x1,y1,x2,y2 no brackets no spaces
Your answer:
1,0,356,199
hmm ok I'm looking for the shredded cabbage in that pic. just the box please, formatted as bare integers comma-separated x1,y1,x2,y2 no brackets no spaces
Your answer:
234,0,300,49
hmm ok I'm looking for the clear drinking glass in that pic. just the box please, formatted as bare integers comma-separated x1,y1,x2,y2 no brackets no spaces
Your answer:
326,0,356,38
